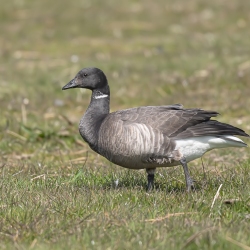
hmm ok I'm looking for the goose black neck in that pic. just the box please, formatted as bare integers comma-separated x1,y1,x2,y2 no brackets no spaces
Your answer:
79,84,110,152
90,85,110,114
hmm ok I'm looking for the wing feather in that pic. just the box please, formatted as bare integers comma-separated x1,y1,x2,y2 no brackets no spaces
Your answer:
175,120,249,139
109,105,219,137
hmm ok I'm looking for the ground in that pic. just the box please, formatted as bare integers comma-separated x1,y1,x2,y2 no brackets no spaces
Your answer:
0,0,250,249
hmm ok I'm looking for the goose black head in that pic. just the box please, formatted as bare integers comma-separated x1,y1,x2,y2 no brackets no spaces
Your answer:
62,67,108,91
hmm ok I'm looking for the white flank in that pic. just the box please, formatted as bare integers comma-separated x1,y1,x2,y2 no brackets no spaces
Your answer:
175,136,247,162
94,94,109,99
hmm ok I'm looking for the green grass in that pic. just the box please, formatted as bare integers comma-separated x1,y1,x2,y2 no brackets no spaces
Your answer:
0,0,250,249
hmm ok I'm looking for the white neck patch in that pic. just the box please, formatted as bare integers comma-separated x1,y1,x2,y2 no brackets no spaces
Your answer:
93,93,109,99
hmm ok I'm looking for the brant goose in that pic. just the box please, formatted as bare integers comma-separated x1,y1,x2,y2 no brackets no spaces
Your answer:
62,67,249,191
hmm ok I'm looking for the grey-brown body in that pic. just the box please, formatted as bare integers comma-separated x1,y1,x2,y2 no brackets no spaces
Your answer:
97,106,183,169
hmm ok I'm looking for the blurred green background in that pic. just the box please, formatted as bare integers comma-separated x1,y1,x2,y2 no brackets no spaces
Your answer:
0,0,250,249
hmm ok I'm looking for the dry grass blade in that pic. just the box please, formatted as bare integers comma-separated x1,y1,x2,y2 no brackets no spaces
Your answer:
11,153,34,160
58,114,74,125
68,157,87,163
29,239,38,249
6,130,27,141
75,139,87,147
182,226,218,249
210,183,223,216
145,212,198,223
31,174,46,181
12,170,24,176
225,236,250,250
69,150,88,156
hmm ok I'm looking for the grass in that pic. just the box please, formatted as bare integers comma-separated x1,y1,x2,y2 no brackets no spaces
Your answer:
0,0,250,249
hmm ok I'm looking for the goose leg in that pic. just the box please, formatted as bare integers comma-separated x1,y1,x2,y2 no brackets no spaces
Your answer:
180,157,195,192
146,168,156,192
